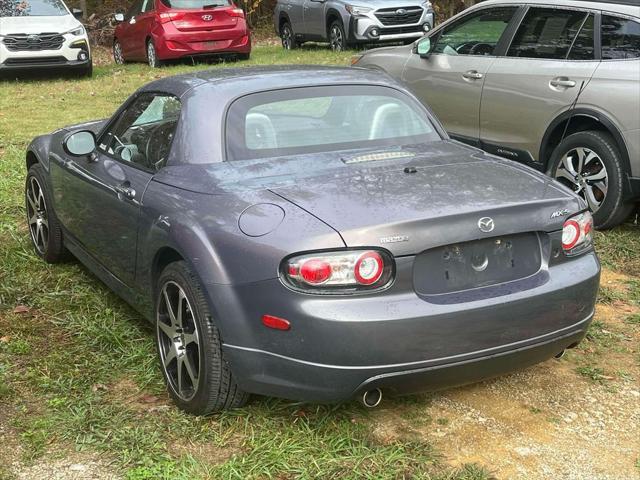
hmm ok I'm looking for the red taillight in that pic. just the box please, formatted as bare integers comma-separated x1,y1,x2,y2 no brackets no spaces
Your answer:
354,251,383,285
159,11,185,23
562,219,581,250
562,211,593,254
262,315,290,331
228,7,245,17
300,259,332,284
283,249,392,293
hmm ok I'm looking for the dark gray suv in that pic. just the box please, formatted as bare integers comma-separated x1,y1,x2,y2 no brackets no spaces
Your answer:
274,0,435,51
354,0,640,228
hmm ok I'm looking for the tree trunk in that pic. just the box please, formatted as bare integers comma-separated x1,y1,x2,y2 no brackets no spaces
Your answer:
79,0,87,19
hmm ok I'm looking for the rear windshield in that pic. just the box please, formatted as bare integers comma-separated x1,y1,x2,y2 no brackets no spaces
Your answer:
159,0,229,8
226,86,441,161
1,0,68,16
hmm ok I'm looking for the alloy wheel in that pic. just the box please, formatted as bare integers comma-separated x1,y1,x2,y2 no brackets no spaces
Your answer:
113,41,124,64
147,42,157,68
157,281,200,401
281,24,293,49
329,25,344,51
26,176,49,255
554,147,608,212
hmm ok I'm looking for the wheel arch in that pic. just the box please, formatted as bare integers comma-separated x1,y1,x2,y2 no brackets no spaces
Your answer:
540,109,631,177
278,12,292,32
26,150,39,171
151,246,185,289
325,8,343,36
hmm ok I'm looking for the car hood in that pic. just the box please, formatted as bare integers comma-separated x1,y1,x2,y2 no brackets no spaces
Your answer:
0,15,80,35
155,141,583,256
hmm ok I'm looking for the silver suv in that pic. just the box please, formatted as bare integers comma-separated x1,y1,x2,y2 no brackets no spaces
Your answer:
274,0,435,51
354,0,640,228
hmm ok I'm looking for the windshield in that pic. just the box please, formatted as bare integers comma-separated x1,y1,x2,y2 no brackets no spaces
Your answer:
1,0,68,16
226,86,440,161
159,0,229,8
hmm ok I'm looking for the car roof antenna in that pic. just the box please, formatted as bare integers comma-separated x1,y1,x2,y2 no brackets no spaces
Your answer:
560,80,587,144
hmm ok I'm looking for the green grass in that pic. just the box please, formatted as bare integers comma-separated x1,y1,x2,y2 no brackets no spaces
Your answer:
0,42,637,480
0,45,494,479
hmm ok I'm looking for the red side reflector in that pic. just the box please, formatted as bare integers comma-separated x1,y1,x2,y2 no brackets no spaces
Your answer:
262,315,290,331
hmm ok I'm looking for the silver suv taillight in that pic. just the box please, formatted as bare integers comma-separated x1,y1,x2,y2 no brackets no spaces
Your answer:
562,211,593,255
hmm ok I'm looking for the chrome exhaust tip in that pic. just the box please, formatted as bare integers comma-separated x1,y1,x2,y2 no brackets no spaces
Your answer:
361,388,383,408
554,349,566,359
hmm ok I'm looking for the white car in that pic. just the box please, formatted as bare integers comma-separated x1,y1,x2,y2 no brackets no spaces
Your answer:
0,0,92,76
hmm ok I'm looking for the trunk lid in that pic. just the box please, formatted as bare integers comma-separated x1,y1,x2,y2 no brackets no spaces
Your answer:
169,6,239,32
268,146,580,257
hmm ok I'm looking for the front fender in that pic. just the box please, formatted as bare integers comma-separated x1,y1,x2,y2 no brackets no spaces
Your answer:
26,135,54,172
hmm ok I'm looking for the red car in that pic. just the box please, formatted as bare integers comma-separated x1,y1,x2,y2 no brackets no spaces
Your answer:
113,0,251,67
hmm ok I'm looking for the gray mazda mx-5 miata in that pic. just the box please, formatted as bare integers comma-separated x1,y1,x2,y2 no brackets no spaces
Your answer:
25,66,600,415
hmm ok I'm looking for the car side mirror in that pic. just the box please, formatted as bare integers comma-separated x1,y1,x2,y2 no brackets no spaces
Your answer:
415,37,433,58
71,7,83,19
64,130,96,157
114,13,125,22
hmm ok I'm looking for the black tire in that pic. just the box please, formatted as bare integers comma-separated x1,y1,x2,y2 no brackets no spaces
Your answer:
113,39,125,65
146,39,164,68
81,62,93,78
280,21,298,50
155,261,248,415
25,163,67,263
548,130,634,230
328,20,350,51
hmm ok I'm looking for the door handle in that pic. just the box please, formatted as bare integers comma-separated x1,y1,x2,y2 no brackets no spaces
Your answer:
550,77,576,89
462,70,483,80
115,183,136,200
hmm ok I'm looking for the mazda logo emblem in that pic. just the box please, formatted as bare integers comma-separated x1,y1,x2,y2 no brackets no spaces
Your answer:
396,8,407,15
202,14,213,20
27,34,39,41
478,217,495,233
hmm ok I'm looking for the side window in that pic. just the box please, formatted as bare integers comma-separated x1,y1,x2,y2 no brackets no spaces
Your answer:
125,0,143,19
433,7,517,56
507,8,588,59
98,93,181,171
602,15,640,60
567,14,595,60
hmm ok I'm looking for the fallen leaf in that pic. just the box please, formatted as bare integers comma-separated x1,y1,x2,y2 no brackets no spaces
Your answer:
13,305,31,314
92,383,108,392
140,394,159,404
0,336,10,343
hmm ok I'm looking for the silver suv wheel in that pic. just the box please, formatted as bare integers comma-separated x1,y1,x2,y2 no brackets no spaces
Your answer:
281,23,295,49
549,130,634,230
329,22,346,51
554,147,608,212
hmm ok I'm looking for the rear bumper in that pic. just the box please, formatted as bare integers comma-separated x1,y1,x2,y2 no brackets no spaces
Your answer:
154,22,251,59
209,249,600,403
224,317,590,402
